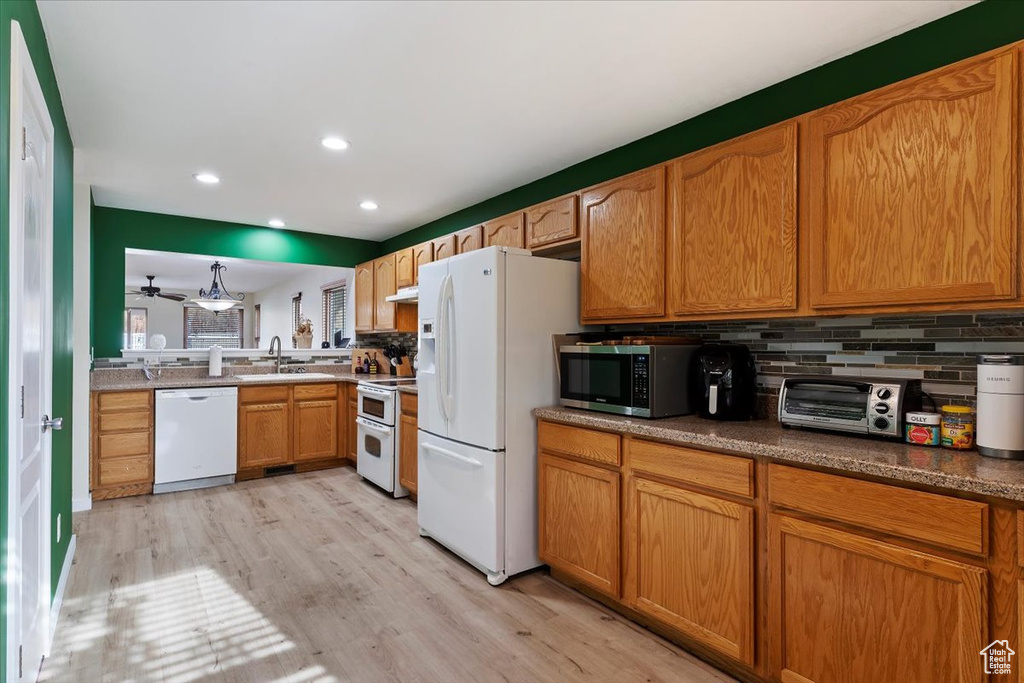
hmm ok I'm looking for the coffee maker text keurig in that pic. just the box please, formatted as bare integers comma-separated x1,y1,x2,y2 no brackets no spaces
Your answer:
690,344,757,421
977,354,1024,460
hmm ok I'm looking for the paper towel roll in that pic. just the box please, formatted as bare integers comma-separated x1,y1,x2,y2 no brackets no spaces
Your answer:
209,345,223,377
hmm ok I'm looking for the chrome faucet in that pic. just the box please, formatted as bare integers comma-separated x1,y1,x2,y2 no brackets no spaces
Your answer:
269,335,282,374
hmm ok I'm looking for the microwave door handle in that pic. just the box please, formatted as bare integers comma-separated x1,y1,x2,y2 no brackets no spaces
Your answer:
708,382,718,416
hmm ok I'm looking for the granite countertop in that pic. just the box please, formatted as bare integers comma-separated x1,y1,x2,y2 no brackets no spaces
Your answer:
397,384,418,395
91,366,366,391
534,406,1024,503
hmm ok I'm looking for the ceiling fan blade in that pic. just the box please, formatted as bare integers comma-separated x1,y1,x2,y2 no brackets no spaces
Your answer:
128,289,145,295
158,293,187,302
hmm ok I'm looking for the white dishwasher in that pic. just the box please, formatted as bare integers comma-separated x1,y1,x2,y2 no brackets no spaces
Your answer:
155,387,238,494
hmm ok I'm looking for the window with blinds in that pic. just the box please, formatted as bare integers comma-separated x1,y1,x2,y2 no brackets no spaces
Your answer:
184,306,244,349
291,294,302,348
253,304,261,347
322,283,347,347
123,307,147,350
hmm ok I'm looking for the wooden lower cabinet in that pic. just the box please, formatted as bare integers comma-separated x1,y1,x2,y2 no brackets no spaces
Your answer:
538,451,621,598
238,402,291,469
293,400,338,462
625,476,755,667
399,392,418,495
348,383,359,463
91,390,154,500
771,514,987,683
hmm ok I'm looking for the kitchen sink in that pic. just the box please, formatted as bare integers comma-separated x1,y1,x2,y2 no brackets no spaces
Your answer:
237,372,338,382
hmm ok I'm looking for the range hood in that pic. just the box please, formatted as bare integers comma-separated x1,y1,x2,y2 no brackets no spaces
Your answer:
386,286,418,303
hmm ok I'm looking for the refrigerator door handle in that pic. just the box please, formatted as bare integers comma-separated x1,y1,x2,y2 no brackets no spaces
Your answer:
436,273,450,422
443,274,455,422
422,442,483,468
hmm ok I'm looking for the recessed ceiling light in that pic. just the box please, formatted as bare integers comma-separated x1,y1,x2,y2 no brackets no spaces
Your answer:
321,137,350,151
360,200,378,211
268,218,285,228
193,172,220,184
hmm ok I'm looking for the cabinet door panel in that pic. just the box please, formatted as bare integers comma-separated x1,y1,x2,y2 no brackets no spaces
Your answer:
526,194,578,249
433,234,456,261
668,122,797,315
399,413,418,494
354,261,375,332
772,515,986,683
455,226,483,254
293,399,338,461
808,50,1018,309
483,212,525,249
239,403,291,468
395,247,415,289
412,242,433,284
581,167,665,320
374,254,397,331
538,453,620,597
628,477,754,666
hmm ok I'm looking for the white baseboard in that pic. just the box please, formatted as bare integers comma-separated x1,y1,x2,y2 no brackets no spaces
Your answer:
72,496,92,512
48,534,76,649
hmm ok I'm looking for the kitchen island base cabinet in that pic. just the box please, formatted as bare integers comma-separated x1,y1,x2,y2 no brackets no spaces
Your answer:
771,515,987,683
538,452,620,598
626,477,755,667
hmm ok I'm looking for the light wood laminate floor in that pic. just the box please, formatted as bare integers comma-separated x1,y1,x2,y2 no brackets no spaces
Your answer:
41,467,734,683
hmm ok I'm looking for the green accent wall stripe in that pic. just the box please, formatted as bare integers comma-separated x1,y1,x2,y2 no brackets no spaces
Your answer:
1,0,75,676
381,1,1024,254
90,207,382,358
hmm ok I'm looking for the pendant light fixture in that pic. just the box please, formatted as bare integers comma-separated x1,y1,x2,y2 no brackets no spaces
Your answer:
192,261,245,312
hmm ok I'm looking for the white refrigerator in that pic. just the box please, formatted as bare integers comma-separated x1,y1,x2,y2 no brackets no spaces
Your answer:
417,246,580,585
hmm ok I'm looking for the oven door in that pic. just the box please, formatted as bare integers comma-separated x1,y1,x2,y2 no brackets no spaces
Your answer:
356,416,396,492
357,384,397,426
779,380,871,433
559,347,635,414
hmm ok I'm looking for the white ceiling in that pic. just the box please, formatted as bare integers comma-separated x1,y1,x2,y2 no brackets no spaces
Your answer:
40,0,975,241
125,248,348,294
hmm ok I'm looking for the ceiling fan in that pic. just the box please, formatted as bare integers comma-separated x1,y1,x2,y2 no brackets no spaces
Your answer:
129,275,187,302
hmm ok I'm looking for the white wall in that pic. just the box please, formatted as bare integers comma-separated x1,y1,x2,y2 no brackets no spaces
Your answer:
72,181,91,511
251,266,353,350
123,290,256,349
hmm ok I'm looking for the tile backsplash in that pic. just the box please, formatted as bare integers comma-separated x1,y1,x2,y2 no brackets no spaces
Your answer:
616,312,1024,418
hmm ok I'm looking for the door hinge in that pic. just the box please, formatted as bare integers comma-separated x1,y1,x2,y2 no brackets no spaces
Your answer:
20,385,25,419
21,127,27,161
19,644,23,678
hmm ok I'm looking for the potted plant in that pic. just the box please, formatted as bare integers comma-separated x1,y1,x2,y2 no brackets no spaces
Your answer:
293,316,314,349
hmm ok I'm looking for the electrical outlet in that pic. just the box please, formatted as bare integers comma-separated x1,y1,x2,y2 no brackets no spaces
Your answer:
57,514,61,543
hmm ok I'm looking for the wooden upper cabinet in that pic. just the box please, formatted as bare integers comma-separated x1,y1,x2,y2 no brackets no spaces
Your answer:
807,48,1019,310
482,212,525,249
526,194,579,249
580,167,666,321
626,476,755,667
374,254,397,332
354,260,375,332
395,248,415,289
412,242,433,284
455,226,483,254
668,122,797,316
433,234,456,261
772,515,986,683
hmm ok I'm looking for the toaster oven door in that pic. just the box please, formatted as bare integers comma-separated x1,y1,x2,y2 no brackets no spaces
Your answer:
779,380,871,432
559,348,634,413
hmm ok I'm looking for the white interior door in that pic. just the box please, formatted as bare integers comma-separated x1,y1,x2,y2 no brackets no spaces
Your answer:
7,20,55,683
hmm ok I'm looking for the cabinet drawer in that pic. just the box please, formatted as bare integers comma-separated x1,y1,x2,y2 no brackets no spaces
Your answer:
98,431,151,459
293,383,338,401
629,439,753,498
538,421,620,466
401,392,418,416
97,455,152,487
98,390,151,412
98,410,151,433
239,385,290,404
769,464,987,554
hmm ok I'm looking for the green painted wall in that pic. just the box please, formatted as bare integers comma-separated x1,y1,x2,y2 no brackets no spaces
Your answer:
382,1,1024,253
1,0,75,675
91,207,382,358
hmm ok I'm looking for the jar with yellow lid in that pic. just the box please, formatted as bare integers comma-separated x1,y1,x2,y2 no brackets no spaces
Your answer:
940,405,975,450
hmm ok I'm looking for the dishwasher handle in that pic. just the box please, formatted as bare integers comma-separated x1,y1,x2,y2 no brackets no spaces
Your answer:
157,388,238,400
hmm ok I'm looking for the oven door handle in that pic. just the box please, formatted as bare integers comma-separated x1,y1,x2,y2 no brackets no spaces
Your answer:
358,385,393,398
421,442,482,468
356,416,392,434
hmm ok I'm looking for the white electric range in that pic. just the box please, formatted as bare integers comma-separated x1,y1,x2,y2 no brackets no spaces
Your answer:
355,376,417,497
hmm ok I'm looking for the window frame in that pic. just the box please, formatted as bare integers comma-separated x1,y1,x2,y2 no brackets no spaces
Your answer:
123,307,148,350
182,305,245,350
321,279,348,348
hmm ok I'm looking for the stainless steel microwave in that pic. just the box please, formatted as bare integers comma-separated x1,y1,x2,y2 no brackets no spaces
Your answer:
558,345,699,418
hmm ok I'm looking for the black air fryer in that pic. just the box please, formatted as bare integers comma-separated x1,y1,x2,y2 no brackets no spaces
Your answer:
691,344,757,420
